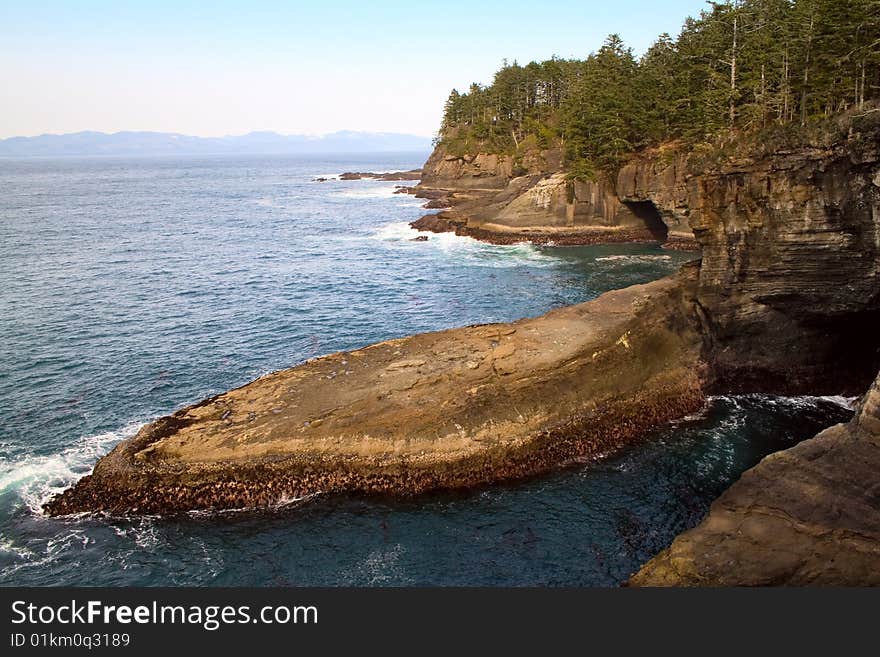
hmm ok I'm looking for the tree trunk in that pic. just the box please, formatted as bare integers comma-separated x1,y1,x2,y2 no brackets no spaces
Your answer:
860,58,866,110
730,13,738,127
801,14,814,126
761,64,767,127
783,48,790,122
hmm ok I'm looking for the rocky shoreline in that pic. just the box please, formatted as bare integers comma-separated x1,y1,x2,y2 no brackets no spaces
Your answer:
407,150,699,250
44,115,880,586
409,212,700,249
313,170,422,183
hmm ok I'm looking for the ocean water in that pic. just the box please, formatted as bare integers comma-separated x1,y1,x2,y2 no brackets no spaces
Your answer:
0,153,853,586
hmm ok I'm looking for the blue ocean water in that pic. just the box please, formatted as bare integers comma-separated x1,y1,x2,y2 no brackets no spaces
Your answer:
0,153,853,586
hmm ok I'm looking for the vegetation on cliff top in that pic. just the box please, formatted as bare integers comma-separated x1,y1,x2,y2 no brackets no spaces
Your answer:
438,0,880,177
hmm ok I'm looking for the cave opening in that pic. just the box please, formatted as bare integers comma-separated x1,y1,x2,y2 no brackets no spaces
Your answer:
624,200,668,241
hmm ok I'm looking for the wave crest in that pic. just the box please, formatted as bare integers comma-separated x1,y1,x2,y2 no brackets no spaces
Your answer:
0,422,143,516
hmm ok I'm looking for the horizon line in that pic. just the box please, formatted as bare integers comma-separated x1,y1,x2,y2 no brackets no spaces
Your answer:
0,128,437,141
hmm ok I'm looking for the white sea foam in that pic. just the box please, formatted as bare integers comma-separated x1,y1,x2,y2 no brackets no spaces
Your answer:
342,543,412,586
0,536,32,559
0,422,143,516
372,221,558,269
333,185,401,199
594,254,672,263
709,393,858,411
816,395,859,410
373,221,422,241
181,491,321,520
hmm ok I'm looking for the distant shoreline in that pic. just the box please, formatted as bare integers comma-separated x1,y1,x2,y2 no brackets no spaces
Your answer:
0,149,432,160
0,130,434,158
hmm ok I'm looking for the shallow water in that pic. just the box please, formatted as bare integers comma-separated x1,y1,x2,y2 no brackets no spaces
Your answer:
0,153,852,586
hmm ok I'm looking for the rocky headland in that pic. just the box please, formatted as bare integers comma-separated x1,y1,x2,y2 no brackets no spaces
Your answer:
45,113,880,585
409,146,698,249
412,119,880,395
44,269,706,515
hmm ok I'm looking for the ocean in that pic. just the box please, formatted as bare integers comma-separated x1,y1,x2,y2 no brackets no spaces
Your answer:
0,152,853,586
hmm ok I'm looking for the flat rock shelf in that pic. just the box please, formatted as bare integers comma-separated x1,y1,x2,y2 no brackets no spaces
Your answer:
45,268,707,516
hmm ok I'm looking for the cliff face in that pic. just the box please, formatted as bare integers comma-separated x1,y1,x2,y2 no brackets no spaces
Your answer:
630,368,880,586
419,147,521,190
618,134,880,393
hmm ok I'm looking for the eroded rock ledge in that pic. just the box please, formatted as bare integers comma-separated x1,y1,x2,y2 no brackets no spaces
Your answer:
410,150,698,249
629,370,880,586
409,211,695,248
45,267,707,516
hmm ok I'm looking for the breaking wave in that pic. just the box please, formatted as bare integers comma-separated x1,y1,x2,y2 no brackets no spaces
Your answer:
0,422,143,516
372,221,559,269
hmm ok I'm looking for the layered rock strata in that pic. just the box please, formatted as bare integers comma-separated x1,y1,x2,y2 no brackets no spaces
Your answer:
617,137,880,394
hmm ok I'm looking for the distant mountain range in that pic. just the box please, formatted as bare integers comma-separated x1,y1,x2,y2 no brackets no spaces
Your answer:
0,130,433,157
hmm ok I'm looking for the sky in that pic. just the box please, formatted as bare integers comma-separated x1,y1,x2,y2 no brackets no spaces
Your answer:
0,0,711,139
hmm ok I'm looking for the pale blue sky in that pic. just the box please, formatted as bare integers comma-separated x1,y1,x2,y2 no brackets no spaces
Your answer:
0,1,711,138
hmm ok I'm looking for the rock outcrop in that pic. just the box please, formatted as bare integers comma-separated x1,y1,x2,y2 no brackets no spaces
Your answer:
630,369,880,586
338,170,421,181
413,144,687,247
45,268,707,515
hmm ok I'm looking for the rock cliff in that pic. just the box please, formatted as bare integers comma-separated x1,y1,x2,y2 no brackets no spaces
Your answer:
413,145,688,247
617,134,880,394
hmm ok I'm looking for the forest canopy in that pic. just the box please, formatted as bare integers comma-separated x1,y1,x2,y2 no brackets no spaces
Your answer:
438,0,880,177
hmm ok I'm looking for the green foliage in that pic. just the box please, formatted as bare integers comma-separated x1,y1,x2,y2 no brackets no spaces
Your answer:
436,0,880,173
566,158,597,183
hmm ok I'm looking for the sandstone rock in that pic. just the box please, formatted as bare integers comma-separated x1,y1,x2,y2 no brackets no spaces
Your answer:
617,135,880,393
44,269,707,515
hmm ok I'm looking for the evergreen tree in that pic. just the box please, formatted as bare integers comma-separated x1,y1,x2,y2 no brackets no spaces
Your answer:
436,0,880,170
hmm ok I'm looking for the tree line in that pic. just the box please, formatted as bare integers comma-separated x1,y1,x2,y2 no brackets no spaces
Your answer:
438,0,880,177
